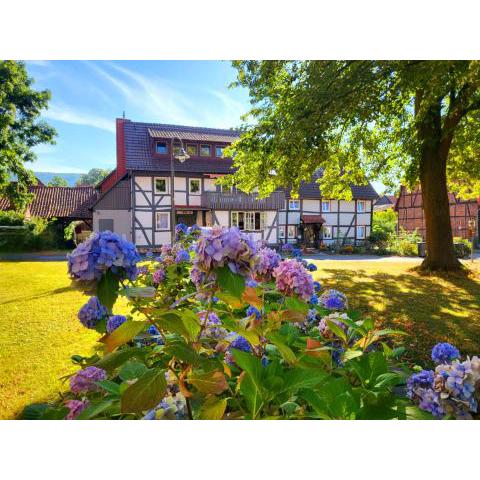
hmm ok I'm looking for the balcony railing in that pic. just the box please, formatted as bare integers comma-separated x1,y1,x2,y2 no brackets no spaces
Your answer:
201,191,285,210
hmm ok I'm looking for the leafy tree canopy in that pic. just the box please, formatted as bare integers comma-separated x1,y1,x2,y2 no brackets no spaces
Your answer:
225,61,480,200
76,168,111,186
0,61,56,210
48,175,68,187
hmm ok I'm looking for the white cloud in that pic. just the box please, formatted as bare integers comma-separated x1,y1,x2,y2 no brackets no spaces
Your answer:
42,104,115,133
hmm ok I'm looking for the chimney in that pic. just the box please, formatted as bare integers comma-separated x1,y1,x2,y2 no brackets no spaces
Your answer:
116,117,129,178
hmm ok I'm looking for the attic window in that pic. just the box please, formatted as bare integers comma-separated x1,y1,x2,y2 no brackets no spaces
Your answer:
200,144,211,156
156,141,168,154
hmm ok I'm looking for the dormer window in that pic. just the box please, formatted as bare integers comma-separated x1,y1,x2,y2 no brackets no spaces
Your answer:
156,141,168,154
215,146,224,157
187,144,197,156
200,144,211,156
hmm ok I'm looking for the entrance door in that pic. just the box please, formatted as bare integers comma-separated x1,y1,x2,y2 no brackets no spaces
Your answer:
303,224,321,248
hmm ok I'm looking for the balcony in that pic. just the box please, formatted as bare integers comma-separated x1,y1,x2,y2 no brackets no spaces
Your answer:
201,191,285,211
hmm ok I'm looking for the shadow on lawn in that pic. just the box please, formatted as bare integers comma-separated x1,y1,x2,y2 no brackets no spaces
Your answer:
320,268,480,364
0,286,72,306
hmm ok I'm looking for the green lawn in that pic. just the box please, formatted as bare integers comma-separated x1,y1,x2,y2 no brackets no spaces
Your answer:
0,259,479,419
0,261,101,419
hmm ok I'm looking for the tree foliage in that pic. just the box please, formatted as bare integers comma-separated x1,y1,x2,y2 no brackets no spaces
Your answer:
0,61,56,210
48,175,68,187
76,168,111,186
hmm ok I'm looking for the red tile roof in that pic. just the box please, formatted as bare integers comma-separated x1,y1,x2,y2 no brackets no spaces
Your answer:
0,186,97,219
301,215,326,224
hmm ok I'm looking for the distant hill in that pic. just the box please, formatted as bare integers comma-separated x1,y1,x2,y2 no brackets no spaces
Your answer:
34,172,84,187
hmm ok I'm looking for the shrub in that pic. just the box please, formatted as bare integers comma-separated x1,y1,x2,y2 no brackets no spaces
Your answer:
388,228,422,256
0,210,25,226
453,237,472,259
25,226,479,420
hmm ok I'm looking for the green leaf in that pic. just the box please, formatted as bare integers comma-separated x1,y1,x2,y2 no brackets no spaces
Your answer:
101,320,149,352
41,407,69,420
216,266,245,299
121,368,167,414
405,405,435,420
96,270,120,311
21,403,49,420
96,379,121,396
267,332,297,364
282,367,328,392
198,396,228,420
118,361,148,381
122,286,156,298
158,311,200,342
95,347,147,372
326,319,348,343
284,296,309,313
343,349,363,361
77,400,114,419
187,370,228,395
163,340,202,365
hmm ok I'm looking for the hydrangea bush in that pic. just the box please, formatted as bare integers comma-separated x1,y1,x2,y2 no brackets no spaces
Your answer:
25,228,479,420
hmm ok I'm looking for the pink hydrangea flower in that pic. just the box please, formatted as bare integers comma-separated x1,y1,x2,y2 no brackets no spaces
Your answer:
273,258,314,301
65,399,89,420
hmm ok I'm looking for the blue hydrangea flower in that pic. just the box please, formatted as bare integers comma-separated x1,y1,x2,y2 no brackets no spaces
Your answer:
68,231,141,282
431,343,460,364
230,335,251,352
175,249,190,263
407,370,434,399
310,294,319,305
145,250,153,258
106,314,127,334
292,247,302,258
246,305,261,319
306,309,317,323
306,263,318,272
77,296,108,329
313,281,322,293
281,243,293,253
187,224,201,236
320,289,348,310
246,278,258,288
261,356,269,367
175,223,188,236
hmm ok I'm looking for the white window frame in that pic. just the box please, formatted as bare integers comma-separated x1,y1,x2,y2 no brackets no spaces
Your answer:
288,199,300,210
278,226,285,239
200,144,211,156
156,212,170,231
155,141,168,154
154,177,169,194
322,200,331,212
323,225,333,239
357,225,366,239
287,225,297,239
231,211,266,231
357,200,366,213
189,178,201,195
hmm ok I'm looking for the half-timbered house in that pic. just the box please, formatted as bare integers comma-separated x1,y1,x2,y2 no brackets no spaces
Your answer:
92,118,378,249
395,186,479,240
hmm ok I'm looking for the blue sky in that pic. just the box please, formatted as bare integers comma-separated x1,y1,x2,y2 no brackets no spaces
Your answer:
26,61,250,173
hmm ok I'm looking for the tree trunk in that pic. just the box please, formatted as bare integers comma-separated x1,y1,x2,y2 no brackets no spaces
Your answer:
419,147,461,271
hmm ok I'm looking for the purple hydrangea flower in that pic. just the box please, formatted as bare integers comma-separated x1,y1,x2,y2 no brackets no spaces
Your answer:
77,296,108,329
153,268,165,284
318,312,349,339
320,289,348,310
431,343,460,364
254,247,281,281
106,314,127,334
273,258,314,301
246,278,258,288
65,399,89,420
67,231,141,282
137,265,149,276
198,311,226,340
69,366,107,394
246,305,261,319
281,243,293,253
194,226,257,277
306,309,317,323
175,249,190,263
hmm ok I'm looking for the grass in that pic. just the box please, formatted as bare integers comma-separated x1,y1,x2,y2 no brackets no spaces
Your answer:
311,260,480,365
0,259,479,419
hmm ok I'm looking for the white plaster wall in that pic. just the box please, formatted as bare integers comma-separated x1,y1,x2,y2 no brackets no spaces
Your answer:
157,196,171,207
135,192,150,207
155,231,171,245
174,177,186,190
287,212,301,224
174,192,187,204
215,211,229,226
93,210,131,241
135,210,153,228
357,213,371,225
339,213,355,225
278,211,286,224
339,200,355,212
189,196,201,206
322,213,338,225
204,178,216,192
135,229,152,246
303,200,320,212
135,176,152,190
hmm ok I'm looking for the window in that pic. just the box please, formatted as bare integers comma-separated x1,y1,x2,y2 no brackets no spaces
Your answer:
173,144,182,155
186,144,197,156
156,212,170,230
155,177,168,194
357,225,366,239
231,211,266,231
287,225,297,239
322,200,330,212
288,199,300,210
323,225,332,239
357,200,366,213
189,179,201,194
200,144,211,156
156,141,168,154
279,227,285,239
215,146,225,157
